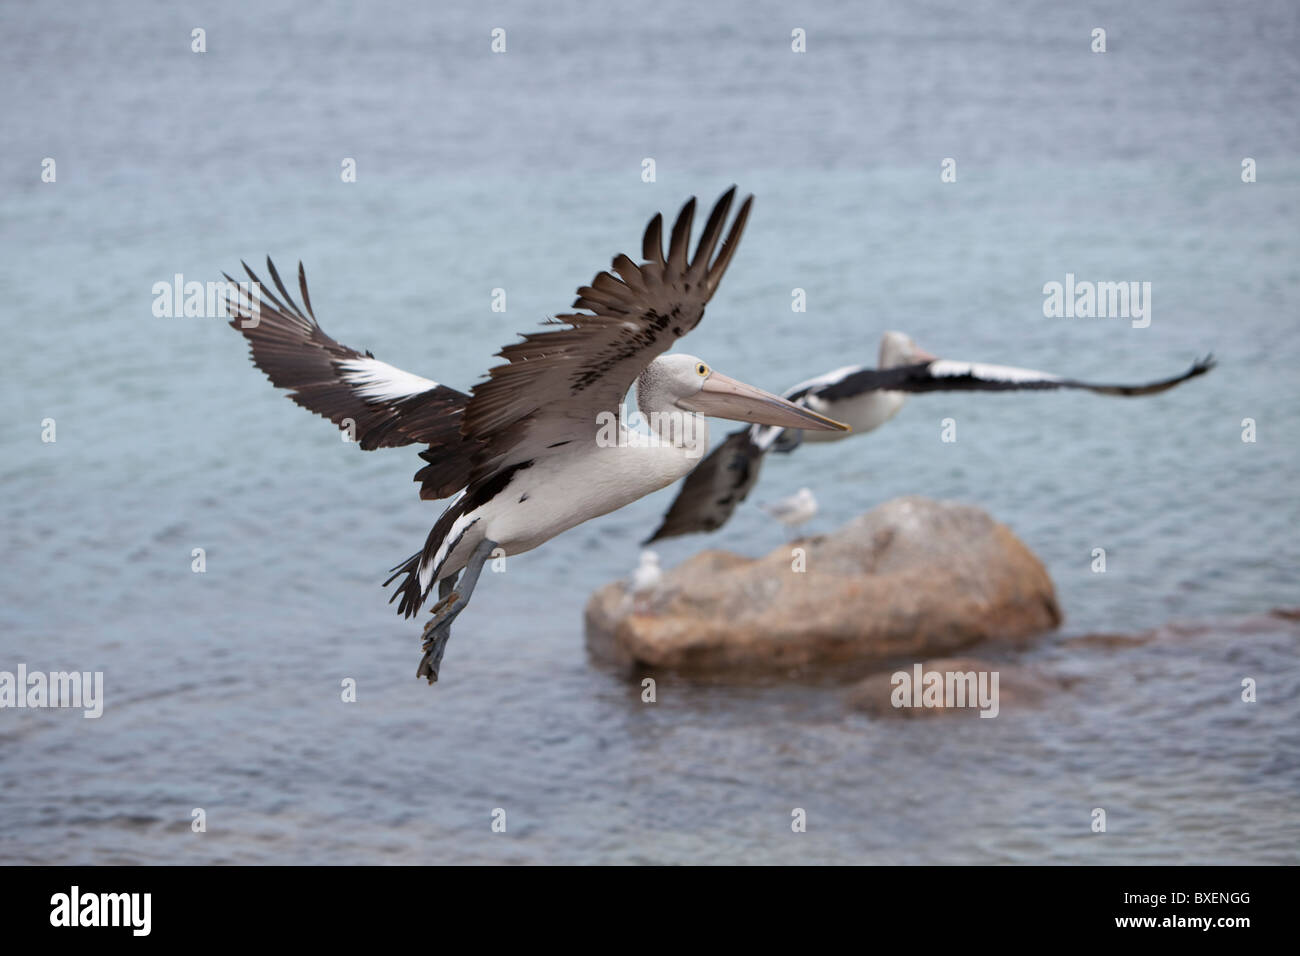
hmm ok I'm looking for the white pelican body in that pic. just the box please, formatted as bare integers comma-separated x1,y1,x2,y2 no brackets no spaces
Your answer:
795,380,906,443
485,442,696,554
426,391,710,583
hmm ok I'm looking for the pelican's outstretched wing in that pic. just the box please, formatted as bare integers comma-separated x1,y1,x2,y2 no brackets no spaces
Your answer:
226,259,474,498
644,428,766,543
812,355,1217,401
460,187,754,485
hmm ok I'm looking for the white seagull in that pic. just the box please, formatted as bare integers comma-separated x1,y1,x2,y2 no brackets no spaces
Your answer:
624,550,663,613
646,331,1214,542
226,188,847,683
760,487,818,538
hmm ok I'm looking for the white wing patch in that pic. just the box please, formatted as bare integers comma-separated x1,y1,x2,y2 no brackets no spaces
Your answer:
748,423,785,450
420,496,473,594
927,360,1062,385
337,357,440,402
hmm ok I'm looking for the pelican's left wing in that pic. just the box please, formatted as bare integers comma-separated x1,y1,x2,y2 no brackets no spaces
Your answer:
812,355,1216,401
460,187,753,484
644,428,766,543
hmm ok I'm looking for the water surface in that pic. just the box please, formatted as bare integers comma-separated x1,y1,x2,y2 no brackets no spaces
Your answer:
2,0,1297,864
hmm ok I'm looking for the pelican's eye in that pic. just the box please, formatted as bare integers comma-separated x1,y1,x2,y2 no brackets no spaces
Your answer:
696,363,709,377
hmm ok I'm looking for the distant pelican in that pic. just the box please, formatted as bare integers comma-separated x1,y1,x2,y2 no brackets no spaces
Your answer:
227,188,847,683
760,487,818,538
645,331,1214,542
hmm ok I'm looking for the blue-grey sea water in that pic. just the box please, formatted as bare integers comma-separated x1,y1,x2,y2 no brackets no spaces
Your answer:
1,0,1297,864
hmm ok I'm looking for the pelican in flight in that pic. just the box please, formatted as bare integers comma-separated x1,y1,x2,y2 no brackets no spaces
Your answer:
646,331,1214,542
226,188,846,683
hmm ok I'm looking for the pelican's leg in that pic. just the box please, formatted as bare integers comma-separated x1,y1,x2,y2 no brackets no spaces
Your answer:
416,538,497,685
428,575,457,617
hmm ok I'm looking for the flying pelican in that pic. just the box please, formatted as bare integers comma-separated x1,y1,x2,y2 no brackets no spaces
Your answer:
646,331,1215,542
226,188,847,683
760,487,818,539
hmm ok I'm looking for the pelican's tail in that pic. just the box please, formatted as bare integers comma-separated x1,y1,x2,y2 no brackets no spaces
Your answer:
385,500,476,619
385,550,427,618
386,462,533,617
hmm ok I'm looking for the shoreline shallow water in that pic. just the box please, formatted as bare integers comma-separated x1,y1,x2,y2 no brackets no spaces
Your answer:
2,606,1295,866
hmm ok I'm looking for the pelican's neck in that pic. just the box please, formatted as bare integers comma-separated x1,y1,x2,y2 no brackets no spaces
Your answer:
879,331,924,369
633,369,710,456
632,394,710,451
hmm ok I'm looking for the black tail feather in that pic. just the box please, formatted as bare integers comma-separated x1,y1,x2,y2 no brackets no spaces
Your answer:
384,550,427,619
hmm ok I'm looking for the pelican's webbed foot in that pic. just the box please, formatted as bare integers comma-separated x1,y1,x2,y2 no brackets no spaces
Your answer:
417,618,454,684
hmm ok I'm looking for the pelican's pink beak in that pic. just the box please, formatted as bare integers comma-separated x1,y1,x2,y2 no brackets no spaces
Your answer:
678,371,849,432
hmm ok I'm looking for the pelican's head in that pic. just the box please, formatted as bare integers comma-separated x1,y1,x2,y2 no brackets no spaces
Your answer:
879,331,937,369
640,354,848,432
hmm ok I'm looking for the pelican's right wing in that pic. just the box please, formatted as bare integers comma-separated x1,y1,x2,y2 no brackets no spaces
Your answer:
813,355,1217,399
227,259,475,497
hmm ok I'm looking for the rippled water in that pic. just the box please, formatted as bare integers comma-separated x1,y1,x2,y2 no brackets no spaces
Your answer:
2,0,1297,864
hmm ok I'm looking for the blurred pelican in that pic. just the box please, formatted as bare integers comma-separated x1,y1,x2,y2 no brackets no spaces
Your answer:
646,332,1214,542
